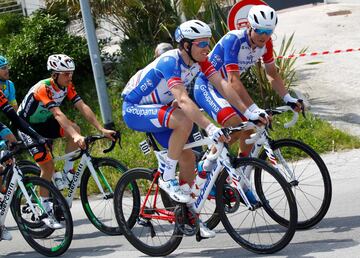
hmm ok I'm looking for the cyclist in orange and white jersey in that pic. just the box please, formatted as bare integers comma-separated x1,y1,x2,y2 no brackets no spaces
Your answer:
18,54,116,222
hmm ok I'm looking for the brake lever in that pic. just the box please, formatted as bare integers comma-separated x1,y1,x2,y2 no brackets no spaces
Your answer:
298,99,306,118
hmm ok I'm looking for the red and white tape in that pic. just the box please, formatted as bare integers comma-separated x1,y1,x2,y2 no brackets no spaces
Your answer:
276,48,360,59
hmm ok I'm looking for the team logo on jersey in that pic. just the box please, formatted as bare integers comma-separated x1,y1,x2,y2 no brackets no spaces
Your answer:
140,79,153,92
211,54,222,68
45,86,53,99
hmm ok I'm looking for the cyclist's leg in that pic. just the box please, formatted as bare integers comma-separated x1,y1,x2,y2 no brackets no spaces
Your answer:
17,130,62,228
62,121,80,178
123,102,193,203
194,76,253,156
0,124,14,240
178,149,196,186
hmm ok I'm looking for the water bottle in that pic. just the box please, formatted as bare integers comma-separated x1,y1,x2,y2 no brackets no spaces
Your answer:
53,171,65,190
192,169,207,196
244,189,257,205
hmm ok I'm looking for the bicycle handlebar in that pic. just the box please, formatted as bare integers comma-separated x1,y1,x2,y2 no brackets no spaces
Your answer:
268,106,299,128
243,105,303,145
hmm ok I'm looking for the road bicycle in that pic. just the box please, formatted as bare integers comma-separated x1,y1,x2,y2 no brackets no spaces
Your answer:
22,133,128,235
202,106,332,230
114,125,298,256
0,141,73,257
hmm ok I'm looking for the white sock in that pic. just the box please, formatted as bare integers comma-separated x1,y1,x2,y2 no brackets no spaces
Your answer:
161,156,178,181
40,197,52,213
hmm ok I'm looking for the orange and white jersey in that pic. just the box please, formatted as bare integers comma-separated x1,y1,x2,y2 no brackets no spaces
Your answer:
18,78,81,124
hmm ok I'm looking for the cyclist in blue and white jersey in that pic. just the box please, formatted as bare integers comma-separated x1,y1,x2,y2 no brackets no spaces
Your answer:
0,55,18,144
0,56,17,111
194,5,304,175
122,20,266,237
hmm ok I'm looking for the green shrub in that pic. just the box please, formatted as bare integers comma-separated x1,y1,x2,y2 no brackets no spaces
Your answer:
1,10,91,99
0,13,24,46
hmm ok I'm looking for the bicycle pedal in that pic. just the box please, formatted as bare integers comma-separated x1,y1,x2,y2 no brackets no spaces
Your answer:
196,231,206,242
174,205,198,236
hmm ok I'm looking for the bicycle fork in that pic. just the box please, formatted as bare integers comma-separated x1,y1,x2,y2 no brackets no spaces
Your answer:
85,156,113,200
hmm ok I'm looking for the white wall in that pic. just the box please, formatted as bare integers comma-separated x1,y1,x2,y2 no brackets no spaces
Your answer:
21,0,45,16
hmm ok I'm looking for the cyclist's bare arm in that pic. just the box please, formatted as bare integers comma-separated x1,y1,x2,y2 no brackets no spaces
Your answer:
74,100,115,140
209,71,248,114
226,71,256,107
49,106,84,144
170,84,211,130
265,62,302,112
265,62,287,97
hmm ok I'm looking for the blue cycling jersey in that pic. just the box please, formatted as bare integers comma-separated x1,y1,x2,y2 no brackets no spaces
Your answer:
122,49,216,105
208,28,274,79
0,80,16,106
193,28,275,126
122,49,217,148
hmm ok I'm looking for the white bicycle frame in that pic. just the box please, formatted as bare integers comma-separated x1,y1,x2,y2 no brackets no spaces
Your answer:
245,106,299,182
0,163,42,226
141,106,300,215
53,150,111,208
152,127,259,215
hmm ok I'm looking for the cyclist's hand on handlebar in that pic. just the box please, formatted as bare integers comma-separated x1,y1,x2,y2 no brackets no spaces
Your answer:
74,134,86,149
248,108,271,125
284,94,305,113
205,123,231,144
101,128,117,141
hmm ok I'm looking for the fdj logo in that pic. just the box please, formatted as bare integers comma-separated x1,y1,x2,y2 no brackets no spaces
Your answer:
194,173,212,209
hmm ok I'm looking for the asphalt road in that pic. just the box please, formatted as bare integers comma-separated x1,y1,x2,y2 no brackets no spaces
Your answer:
1,148,360,258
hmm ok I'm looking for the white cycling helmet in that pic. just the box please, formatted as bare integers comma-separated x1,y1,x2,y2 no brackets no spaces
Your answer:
247,5,278,30
47,54,75,72
175,20,212,43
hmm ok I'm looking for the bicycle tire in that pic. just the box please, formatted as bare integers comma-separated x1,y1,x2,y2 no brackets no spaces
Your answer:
17,160,39,169
11,177,73,257
257,139,332,229
217,157,297,254
114,168,183,256
80,157,127,235
10,165,55,239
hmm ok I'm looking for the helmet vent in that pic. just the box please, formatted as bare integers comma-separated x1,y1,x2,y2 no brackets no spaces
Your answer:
194,21,204,27
253,15,259,24
190,26,200,33
260,11,266,19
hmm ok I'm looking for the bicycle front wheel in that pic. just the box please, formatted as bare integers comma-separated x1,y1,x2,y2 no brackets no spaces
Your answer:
258,139,332,229
217,157,298,254
114,168,183,256
80,157,127,235
11,177,73,257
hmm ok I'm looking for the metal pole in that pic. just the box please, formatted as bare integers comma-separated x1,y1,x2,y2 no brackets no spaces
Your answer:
79,0,114,129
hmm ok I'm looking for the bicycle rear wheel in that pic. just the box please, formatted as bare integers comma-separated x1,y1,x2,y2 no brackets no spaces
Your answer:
114,168,183,256
80,157,127,235
258,139,332,229
217,157,297,254
11,177,73,257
